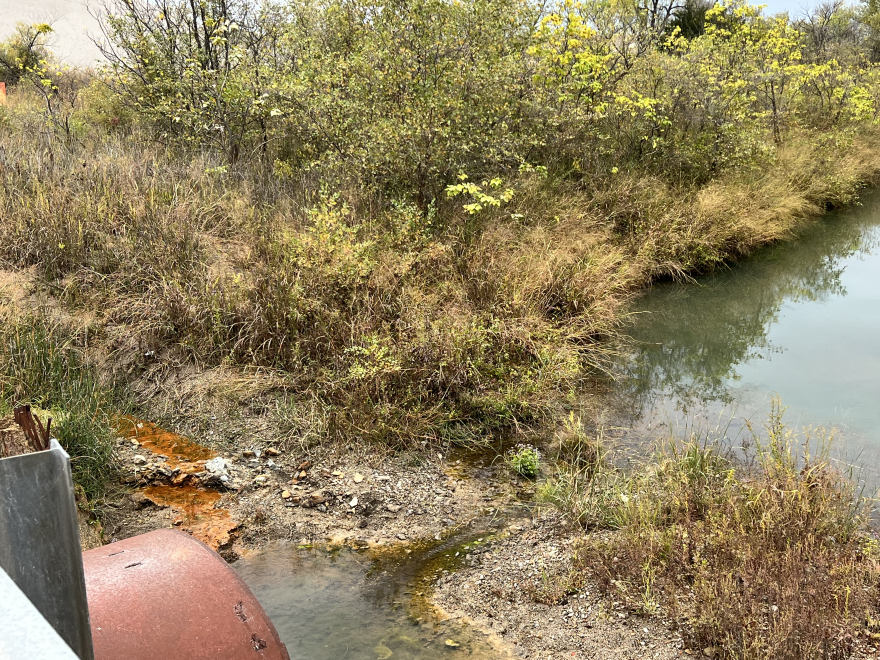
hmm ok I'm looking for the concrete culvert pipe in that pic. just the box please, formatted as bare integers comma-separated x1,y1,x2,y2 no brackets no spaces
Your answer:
82,529,290,660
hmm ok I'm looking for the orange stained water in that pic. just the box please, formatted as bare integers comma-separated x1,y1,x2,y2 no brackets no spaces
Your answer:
143,484,236,550
118,417,236,550
118,416,216,474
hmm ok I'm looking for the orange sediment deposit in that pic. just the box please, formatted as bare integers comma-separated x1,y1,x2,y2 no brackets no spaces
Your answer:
143,484,236,550
118,416,216,474
119,417,236,550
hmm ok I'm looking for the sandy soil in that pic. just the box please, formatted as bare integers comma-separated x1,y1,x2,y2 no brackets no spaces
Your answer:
433,512,683,660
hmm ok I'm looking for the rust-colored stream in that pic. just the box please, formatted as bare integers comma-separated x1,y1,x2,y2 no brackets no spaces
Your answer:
119,417,236,550
142,485,236,550
118,417,216,472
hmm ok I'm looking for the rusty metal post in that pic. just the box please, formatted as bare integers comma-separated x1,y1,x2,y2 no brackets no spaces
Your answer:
0,440,94,660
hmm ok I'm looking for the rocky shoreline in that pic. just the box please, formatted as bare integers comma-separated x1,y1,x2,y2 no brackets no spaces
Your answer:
99,415,690,659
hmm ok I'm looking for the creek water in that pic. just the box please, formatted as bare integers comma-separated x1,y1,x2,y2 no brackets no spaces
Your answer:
233,516,515,660
614,189,880,478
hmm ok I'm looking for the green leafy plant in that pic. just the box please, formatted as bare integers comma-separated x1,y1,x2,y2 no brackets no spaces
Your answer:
508,443,541,478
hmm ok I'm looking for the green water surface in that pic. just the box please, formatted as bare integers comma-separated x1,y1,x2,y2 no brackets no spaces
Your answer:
618,189,880,469
234,531,509,660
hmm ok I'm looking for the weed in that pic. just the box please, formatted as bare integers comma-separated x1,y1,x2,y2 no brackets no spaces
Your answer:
0,312,120,498
508,444,541,479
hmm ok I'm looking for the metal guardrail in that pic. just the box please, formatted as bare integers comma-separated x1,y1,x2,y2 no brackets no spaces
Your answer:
0,440,94,660
0,564,80,660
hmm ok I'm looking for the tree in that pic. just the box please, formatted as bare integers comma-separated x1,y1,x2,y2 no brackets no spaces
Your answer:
0,23,54,86
96,0,287,162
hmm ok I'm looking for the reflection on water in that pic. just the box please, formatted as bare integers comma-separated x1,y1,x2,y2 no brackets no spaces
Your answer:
234,531,512,660
618,190,880,470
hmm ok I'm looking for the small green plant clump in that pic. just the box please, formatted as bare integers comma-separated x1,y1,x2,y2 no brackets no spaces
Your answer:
508,444,541,478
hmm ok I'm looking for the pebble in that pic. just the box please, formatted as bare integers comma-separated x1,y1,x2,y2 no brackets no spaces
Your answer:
445,640,460,648
386,504,401,513
349,496,358,508
332,471,344,477
242,450,256,458
353,473,364,483
254,475,268,485
281,490,292,499
299,470,307,479
265,448,280,457
130,440,140,447
132,455,147,465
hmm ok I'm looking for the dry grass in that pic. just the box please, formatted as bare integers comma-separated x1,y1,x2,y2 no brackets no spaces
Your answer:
2,90,880,452
540,404,880,660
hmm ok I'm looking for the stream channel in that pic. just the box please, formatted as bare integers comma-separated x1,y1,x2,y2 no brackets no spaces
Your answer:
613,188,880,481
234,496,522,660
232,191,880,659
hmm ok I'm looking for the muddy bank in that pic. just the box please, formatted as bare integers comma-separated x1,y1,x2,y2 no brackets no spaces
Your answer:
104,418,524,557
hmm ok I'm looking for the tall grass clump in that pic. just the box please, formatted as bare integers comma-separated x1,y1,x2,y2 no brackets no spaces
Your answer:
541,403,880,660
0,312,119,498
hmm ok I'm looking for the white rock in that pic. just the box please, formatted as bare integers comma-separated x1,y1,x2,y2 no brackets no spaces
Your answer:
132,455,147,466
349,497,358,508
204,457,228,474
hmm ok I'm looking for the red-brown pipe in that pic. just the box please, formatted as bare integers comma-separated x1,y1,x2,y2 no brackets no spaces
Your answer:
82,530,289,660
